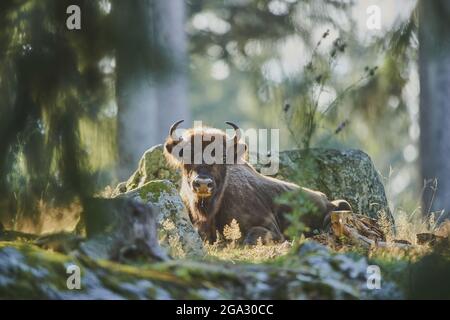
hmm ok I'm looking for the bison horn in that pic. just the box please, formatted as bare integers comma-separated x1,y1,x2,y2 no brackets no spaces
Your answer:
169,120,184,140
225,121,241,143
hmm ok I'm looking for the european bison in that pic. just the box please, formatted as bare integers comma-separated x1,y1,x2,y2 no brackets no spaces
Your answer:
164,120,351,244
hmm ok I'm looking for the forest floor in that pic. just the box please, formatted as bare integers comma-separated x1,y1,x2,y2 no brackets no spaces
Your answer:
204,209,444,264
1,203,449,299
200,213,450,300
0,221,448,299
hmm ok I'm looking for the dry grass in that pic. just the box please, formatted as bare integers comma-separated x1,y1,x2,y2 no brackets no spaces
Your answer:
204,207,449,264
325,208,448,262
388,209,438,244
204,219,291,263
205,240,292,263
370,209,450,262
7,199,81,235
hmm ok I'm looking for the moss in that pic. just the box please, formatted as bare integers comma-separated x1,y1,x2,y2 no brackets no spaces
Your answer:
116,145,181,195
0,241,78,298
258,148,393,222
138,180,175,202
0,240,407,299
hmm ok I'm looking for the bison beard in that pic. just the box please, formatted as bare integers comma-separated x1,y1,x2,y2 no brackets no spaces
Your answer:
164,120,352,245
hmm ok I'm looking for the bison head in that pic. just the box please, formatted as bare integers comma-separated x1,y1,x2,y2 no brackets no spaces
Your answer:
164,120,247,199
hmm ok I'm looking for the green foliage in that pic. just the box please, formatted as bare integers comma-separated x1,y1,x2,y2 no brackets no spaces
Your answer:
0,0,114,226
273,149,321,241
407,248,450,299
187,0,356,141
276,187,318,240
0,0,421,231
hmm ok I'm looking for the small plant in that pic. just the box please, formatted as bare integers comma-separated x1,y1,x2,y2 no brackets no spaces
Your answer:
168,234,186,259
204,219,292,263
223,219,242,248
276,188,318,244
284,30,378,149
160,218,186,258
378,210,395,242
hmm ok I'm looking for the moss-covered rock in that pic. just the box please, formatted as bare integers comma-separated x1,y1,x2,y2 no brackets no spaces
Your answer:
255,149,393,222
113,145,180,194
116,180,205,259
0,241,403,299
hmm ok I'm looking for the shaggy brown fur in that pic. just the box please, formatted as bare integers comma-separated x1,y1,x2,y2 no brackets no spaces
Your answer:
164,121,351,244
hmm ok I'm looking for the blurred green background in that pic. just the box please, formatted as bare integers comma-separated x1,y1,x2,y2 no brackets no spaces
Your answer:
0,0,432,232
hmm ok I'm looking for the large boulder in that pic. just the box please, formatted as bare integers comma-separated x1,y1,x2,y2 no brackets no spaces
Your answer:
114,180,205,259
78,198,168,262
112,146,204,259
255,149,393,222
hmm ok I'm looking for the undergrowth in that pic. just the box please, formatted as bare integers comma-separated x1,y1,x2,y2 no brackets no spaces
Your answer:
203,210,449,265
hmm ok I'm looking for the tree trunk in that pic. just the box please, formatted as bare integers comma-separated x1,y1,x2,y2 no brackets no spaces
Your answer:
419,0,450,223
152,0,190,143
114,0,189,180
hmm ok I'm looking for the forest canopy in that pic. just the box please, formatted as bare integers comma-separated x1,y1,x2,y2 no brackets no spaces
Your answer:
0,0,423,232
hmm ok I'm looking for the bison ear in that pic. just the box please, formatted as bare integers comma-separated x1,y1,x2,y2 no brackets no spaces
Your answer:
225,121,248,162
164,138,184,168
164,136,178,154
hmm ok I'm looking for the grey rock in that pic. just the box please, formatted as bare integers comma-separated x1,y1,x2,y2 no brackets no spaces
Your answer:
80,198,168,263
116,180,205,259
113,144,180,195
292,241,403,299
0,242,404,299
255,149,393,223
111,145,204,259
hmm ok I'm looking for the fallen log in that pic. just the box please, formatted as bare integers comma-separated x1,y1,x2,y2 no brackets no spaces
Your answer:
330,211,412,249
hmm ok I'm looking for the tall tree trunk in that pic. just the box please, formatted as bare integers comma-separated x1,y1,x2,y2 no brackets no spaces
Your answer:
419,0,450,223
152,0,190,143
114,0,189,180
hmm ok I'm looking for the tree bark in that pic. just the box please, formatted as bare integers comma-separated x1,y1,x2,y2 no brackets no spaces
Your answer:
152,0,190,143
114,0,189,180
419,0,450,223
